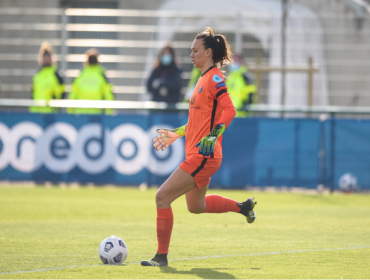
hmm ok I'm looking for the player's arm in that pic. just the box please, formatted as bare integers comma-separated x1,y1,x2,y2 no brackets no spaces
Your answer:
196,75,236,156
196,94,236,156
152,124,186,151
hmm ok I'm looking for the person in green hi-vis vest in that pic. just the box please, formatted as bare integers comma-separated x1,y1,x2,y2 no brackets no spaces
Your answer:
226,54,257,117
183,66,201,103
184,55,257,117
30,42,65,113
68,48,115,115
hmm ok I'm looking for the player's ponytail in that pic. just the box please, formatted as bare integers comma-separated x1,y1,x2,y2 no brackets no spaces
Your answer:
195,27,233,69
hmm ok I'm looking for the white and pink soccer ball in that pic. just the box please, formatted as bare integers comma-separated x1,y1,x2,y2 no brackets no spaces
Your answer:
99,236,128,265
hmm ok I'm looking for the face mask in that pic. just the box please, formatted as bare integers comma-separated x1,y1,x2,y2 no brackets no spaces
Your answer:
161,54,173,66
229,62,241,72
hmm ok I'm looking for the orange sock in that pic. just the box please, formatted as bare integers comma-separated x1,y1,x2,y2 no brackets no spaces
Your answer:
204,194,240,213
156,207,173,254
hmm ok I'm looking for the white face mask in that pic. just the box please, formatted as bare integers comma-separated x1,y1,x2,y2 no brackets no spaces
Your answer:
229,62,241,72
161,54,173,66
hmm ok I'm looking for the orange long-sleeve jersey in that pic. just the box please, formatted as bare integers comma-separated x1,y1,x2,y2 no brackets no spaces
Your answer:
185,66,236,158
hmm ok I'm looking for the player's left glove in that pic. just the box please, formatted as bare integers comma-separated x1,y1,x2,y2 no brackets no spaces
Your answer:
195,123,225,157
152,125,186,152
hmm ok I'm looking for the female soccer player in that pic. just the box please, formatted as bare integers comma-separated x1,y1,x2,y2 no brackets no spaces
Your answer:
141,27,257,267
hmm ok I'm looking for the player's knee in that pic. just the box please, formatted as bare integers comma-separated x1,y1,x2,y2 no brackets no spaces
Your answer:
155,191,167,208
187,204,205,214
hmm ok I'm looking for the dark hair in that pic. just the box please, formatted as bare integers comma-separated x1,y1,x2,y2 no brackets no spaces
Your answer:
88,55,98,65
195,27,233,69
38,41,55,66
154,44,178,73
85,48,100,66
43,50,51,57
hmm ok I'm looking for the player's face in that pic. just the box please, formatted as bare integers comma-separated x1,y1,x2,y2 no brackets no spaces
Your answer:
190,39,210,69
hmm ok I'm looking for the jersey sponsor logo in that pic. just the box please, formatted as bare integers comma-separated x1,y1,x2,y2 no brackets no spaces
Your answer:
198,86,202,93
215,82,226,89
212,74,223,83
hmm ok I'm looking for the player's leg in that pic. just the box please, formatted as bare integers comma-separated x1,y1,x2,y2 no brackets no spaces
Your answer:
186,184,243,214
141,167,197,267
185,186,255,215
185,184,208,214
184,157,257,218
155,167,197,209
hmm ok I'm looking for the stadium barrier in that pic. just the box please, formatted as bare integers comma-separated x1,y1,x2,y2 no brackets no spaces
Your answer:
2,6,370,106
0,102,369,190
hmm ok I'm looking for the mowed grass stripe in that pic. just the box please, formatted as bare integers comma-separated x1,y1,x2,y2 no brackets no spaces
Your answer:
0,186,369,279
1,246,370,275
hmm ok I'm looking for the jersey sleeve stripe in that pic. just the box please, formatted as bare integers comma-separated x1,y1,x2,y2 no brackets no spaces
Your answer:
209,98,218,159
216,89,227,98
210,99,218,132
191,158,208,176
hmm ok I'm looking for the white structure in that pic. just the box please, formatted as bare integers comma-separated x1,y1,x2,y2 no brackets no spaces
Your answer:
155,0,328,106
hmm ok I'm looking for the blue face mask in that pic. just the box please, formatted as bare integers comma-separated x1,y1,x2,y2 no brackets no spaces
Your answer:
229,62,241,72
161,54,173,66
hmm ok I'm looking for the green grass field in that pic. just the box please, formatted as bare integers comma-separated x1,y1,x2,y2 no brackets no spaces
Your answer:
0,185,369,279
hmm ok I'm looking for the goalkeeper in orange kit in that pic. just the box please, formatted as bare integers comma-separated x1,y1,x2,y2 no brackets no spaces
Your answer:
141,27,257,267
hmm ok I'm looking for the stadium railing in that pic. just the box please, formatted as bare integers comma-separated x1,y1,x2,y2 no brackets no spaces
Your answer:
2,98,370,117
1,6,370,106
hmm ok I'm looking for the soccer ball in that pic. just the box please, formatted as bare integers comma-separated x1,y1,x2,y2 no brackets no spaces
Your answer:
99,236,128,265
338,173,358,192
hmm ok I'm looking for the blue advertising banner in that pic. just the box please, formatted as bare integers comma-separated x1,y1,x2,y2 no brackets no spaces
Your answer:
0,113,187,185
0,112,369,189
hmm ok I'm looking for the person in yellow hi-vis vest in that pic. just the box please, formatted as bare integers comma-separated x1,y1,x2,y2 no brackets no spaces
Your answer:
68,48,114,114
183,67,201,102
226,54,257,117
30,42,65,113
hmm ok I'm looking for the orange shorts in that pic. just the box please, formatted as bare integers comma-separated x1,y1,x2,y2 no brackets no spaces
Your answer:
179,155,222,189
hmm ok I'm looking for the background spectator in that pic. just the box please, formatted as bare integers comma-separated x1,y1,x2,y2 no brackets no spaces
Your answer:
226,53,257,117
30,41,65,113
183,66,201,102
68,48,115,115
147,45,183,103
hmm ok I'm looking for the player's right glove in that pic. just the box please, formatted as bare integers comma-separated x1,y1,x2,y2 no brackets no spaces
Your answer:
152,125,186,152
195,123,225,157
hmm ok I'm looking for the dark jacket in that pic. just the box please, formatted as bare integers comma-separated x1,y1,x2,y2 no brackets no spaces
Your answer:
147,65,183,103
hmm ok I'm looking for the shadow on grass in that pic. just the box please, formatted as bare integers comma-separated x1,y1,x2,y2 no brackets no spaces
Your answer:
160,266,236,279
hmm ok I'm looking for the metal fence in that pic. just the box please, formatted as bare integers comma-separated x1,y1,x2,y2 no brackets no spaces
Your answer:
1,3,370,106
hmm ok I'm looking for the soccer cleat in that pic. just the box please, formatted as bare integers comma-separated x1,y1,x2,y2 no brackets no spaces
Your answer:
141,253,168,266
238,197,257,223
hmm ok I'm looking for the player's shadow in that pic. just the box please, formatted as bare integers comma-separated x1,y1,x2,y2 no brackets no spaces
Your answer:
160,266,236,279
